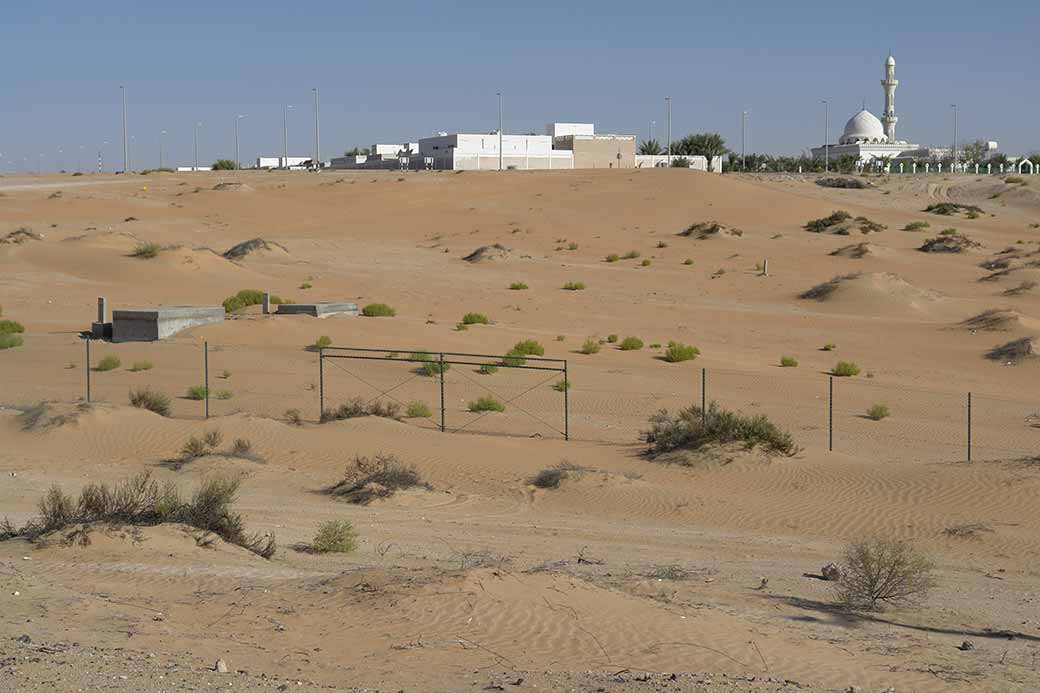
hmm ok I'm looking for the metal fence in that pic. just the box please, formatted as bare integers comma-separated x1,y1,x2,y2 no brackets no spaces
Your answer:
3,334,1038,462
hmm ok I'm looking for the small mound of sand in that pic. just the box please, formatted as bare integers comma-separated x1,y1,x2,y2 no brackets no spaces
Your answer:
830,242,885,259
0,227,43,245
918,234,981,253
799,272,941,312
212,182,253,192
804,211,885,235
957,309,1039,332
677,221,743,239
986,337,1040,364
463,243,513,262
816,177,872,189
222,238,290,260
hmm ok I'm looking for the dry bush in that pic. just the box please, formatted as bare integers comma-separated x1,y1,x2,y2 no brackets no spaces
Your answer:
325,453,430,504
311,519,358,553
644,401,798,458
835,538,935,611
816,177,870,189
284,408,303,425
321,397,401,422
128,387,171,416
529,462,586,489
663,341,699,362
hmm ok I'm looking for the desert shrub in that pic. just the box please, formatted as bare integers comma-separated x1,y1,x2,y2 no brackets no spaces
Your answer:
221,289,286,313
567,242,578,250
551,379,570,392
1006,176,1025,184
299,281,312,290
321,397,401,422
683,258,694,265
529,463,585,489
831,361,861,377
605,253,620,263
641,258,652,267
562,281,586,291
468,396,505,412
406,401,432,418
216,389,233,400
361,303,396,317
203,428,224,448
924,202,982,216
501,350,526,367
663,341,699,363
461,312,490,325
512,339,545,356
622,250,640,260
649,343,661,349
0,334,24,349
212,159,237,170
619,336,644,351
606,334,619,343
835,538,935,611
130,241,162,259
128,387,171,416
643,401,798,457
939,227,958,235
780,355,799,367
186,385,208,400
816,177,869,189
478,363,499,375
580,338,601,355
314,335,333,350
509,282,529,290
866,403,890,420
455,322,468,331
903,220,930,231
284,408,303,425
230,438,252,456
805,210,852,233
128,360,153,372
96,355,121,371
822,343,837,351
325,453,430,504
219,369,231,379
657,241,668,248
0,320,25,334
311,519,358,554
410,351,448,377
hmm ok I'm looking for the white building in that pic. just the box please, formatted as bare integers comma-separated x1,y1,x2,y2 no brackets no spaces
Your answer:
417,132,574,170
256,156,311,170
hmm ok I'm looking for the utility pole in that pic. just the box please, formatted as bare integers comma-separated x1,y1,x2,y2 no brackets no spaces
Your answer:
665,96,672,167
821,99,829,173
312,88,320,170
282,104,292,168
194,122,203,171
649,120,655,147
120,85,129,173
497,91,503,171
77,144,84,173
159,130,166,169
741,110,748,171
235,114,247,170
951,104,958,171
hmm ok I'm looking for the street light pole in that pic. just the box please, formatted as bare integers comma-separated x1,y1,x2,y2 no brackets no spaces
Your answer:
665,96,672,167
235,114,247,170
649,120,655,147
951,104,958,171
821,99,829,173
741,110,748,171
282,104,292,168
120,85,129,173
312,88,320,170
194,122,202,171
497,91,503,171
159,130,166,169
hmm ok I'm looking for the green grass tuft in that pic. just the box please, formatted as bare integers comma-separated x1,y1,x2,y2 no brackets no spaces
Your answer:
866,403,890,420
405,401,432,418
186,385,208,400
509,281,529,290
644,401,798,458
663,341,699,363
619,336,644,351
95,355,121,371
580,338,601,355
128,387,171,416
468,396,505,413
311,519,359,554
461,312,490,325
361,303,396,317
779,355,799,367
831,361,861,377
128,360,153,372
562,281,586,291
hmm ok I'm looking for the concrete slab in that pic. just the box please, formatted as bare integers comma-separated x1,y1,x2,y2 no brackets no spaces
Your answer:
275,302,359,318
112,306,224,342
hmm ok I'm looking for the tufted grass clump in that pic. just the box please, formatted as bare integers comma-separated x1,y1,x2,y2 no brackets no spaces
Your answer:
606,334,618,344
313,335,333,350
866,403,890,420
130,241,163,259
644,401,798,458
641,258,652,267
411,351,449,377
222,289,286,313
128,360,153,372
0,320,25,335
311,519,359,554
821,343,837,351
780,355,799,367
903,220,930,231
0,334,23,349
562,281,586,291
831,361,861,377
468,395,505,413
663,341,699,363
215,390,233,400
605,253,620,263
551,379,570,392
361,303,396,317
512,339,545,356
128,387,171,416
186,385,208,400
622,250,640,260
478,363,499,375
509,281,529,290
461,312,490,325
405,401,432,418
324,453,429,505
619,336,644,351
95,355,121,371
683,258,694,265
580,338,601,355
321,397,401,422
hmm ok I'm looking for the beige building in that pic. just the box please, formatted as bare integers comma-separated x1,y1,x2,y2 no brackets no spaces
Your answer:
552,133,636,169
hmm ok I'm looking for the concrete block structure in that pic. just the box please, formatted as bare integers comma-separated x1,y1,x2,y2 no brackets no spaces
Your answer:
275,302,359,318
112,306,224,342
553,133,636,168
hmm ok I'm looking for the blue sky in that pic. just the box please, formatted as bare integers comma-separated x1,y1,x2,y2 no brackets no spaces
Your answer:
3,1,1037,171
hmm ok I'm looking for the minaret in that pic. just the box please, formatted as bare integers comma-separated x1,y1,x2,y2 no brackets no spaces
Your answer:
881,52,898,143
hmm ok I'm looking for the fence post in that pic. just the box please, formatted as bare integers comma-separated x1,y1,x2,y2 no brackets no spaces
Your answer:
967,392,972,462
439,353,446,433
563,359,569,441
701,367,707,425
85,336,91,403
204,341,209,419
318,347,325,421
828,376,833,452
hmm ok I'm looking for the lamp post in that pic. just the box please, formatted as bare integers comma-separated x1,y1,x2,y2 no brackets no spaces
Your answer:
194,121,203,171
951,104,958,171
741,110,749,171
282,104,293,168
649,120,655,148
235,114,247,170
37,153,44,175
312,88,320,170
57,147,63,172
77,144,84,173
821,99,829,173
159,130,166,170
665,96,672,167
129,135,135,171
121,85,129,173
497,91,503,171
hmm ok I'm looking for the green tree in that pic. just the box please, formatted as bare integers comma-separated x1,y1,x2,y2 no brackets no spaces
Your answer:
344,147,370,156
960,139,987,165
671,133,728,172
638,139,662,155
212,159,236,170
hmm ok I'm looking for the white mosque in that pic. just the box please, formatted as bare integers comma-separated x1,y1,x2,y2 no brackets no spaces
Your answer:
812,54,936,164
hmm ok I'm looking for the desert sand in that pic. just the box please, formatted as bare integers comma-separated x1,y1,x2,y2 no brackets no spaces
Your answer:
1,168,1039,691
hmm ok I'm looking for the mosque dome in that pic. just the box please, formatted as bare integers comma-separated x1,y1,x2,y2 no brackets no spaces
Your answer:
839,109,887,144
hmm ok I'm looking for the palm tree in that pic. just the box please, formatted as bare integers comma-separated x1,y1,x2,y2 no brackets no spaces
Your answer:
638,139,662,155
